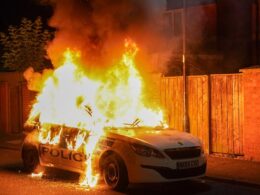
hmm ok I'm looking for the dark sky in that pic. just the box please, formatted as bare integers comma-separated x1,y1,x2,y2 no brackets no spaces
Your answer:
0,0,52,31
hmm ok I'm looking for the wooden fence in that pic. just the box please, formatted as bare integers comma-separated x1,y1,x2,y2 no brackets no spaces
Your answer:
210,74,244,155
160,74,244,155
160,77,184,131
0,82,9,133
0,81,34,134
160,76,209,153
0,72,244,156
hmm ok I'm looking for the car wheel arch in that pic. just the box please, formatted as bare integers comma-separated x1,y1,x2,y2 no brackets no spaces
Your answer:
99,150,118,170
22,144,41,173
22,144,38,159
99,150,129,191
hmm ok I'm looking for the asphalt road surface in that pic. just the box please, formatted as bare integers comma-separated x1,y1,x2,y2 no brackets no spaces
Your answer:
0,148,260,195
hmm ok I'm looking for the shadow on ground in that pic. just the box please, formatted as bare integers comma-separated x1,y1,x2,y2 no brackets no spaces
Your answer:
0,163,211,194
126,180,211,195
0,163,80,183
0,163,23,173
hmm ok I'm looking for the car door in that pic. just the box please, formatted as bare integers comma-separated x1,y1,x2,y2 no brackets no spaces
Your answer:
38,126,63,167
58,127,87,173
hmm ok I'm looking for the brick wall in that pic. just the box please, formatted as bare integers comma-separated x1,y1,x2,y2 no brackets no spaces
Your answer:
241,68,260,161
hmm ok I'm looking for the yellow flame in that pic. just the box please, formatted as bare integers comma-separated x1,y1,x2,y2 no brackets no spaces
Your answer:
30,172,44,178
26,39,167,188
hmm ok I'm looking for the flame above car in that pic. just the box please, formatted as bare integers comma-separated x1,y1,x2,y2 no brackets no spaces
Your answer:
24,39,167,188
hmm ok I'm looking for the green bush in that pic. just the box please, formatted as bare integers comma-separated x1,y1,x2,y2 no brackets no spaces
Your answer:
0,17,52,72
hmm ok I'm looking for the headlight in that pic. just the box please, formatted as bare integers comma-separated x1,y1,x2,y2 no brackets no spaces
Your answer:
130,143,165,159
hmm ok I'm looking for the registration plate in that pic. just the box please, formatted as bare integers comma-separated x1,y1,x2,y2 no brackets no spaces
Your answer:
176,160,199,169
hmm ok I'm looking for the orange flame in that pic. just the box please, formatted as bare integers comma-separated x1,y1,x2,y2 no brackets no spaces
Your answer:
25,39,167,188
30,172,44,178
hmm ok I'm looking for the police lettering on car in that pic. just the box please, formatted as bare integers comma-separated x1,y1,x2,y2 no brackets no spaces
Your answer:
39,145,87,162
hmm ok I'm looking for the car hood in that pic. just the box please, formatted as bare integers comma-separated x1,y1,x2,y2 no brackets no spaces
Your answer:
108,128,201,149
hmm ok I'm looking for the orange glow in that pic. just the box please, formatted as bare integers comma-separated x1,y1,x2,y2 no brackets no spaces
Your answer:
25,39,167,188
30,172,44,178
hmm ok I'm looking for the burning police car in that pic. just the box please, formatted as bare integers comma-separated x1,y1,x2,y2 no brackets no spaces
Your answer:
21,125,207,191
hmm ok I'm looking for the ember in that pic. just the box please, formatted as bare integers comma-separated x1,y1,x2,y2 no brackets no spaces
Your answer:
30,172,44,179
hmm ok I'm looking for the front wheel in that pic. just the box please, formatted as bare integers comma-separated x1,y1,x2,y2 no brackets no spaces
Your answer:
103,154,128,191
22,147,40,173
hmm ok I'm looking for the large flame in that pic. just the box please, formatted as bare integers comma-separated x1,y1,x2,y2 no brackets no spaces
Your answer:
25,39,166,187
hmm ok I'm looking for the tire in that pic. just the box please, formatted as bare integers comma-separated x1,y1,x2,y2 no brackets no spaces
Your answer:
103,154,128,191
22,147,40,173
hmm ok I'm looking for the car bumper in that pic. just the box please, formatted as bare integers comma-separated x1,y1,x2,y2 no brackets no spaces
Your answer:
141,163,206,180
126,155,207,183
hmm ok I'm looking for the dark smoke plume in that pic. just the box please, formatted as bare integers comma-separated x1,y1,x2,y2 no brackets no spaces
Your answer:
41,0,166,72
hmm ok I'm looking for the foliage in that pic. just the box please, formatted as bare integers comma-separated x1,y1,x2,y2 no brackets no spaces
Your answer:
0,17,52,72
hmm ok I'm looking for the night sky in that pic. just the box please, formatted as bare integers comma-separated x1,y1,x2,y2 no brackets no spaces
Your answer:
0,0,52,31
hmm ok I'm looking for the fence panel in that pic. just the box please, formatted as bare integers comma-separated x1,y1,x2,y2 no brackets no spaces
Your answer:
9,84,22,133
0,82,10,133
160,76,209,152
210,74,244,155
188,76,209,153
160,76,184,131
21,83,36,127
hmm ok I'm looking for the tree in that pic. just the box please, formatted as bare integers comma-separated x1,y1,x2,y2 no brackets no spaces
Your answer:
0,17,52,72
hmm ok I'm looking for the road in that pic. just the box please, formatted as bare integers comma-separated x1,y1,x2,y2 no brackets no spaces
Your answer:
0,148,260,195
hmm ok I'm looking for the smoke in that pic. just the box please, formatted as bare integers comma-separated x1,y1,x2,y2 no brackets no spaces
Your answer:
165,0,220,75
24,67,54,91
41,0,166,72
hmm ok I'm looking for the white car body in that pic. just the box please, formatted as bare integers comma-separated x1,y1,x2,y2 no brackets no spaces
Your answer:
22,127,207,189
104,128,207,183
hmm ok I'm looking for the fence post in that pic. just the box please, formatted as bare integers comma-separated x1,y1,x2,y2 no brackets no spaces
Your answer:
208,75,212,154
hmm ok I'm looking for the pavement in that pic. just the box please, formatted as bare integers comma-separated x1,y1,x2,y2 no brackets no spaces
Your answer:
206,155,260,186
0,133,260,187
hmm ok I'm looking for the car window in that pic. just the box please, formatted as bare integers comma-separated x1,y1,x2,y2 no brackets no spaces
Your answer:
60,127,89,152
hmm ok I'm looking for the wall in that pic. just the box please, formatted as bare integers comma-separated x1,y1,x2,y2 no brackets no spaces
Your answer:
241,68,260,161
166,0,257,74
217,0,253,71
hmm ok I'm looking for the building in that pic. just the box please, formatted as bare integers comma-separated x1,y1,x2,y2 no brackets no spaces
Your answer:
164,0,260,75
